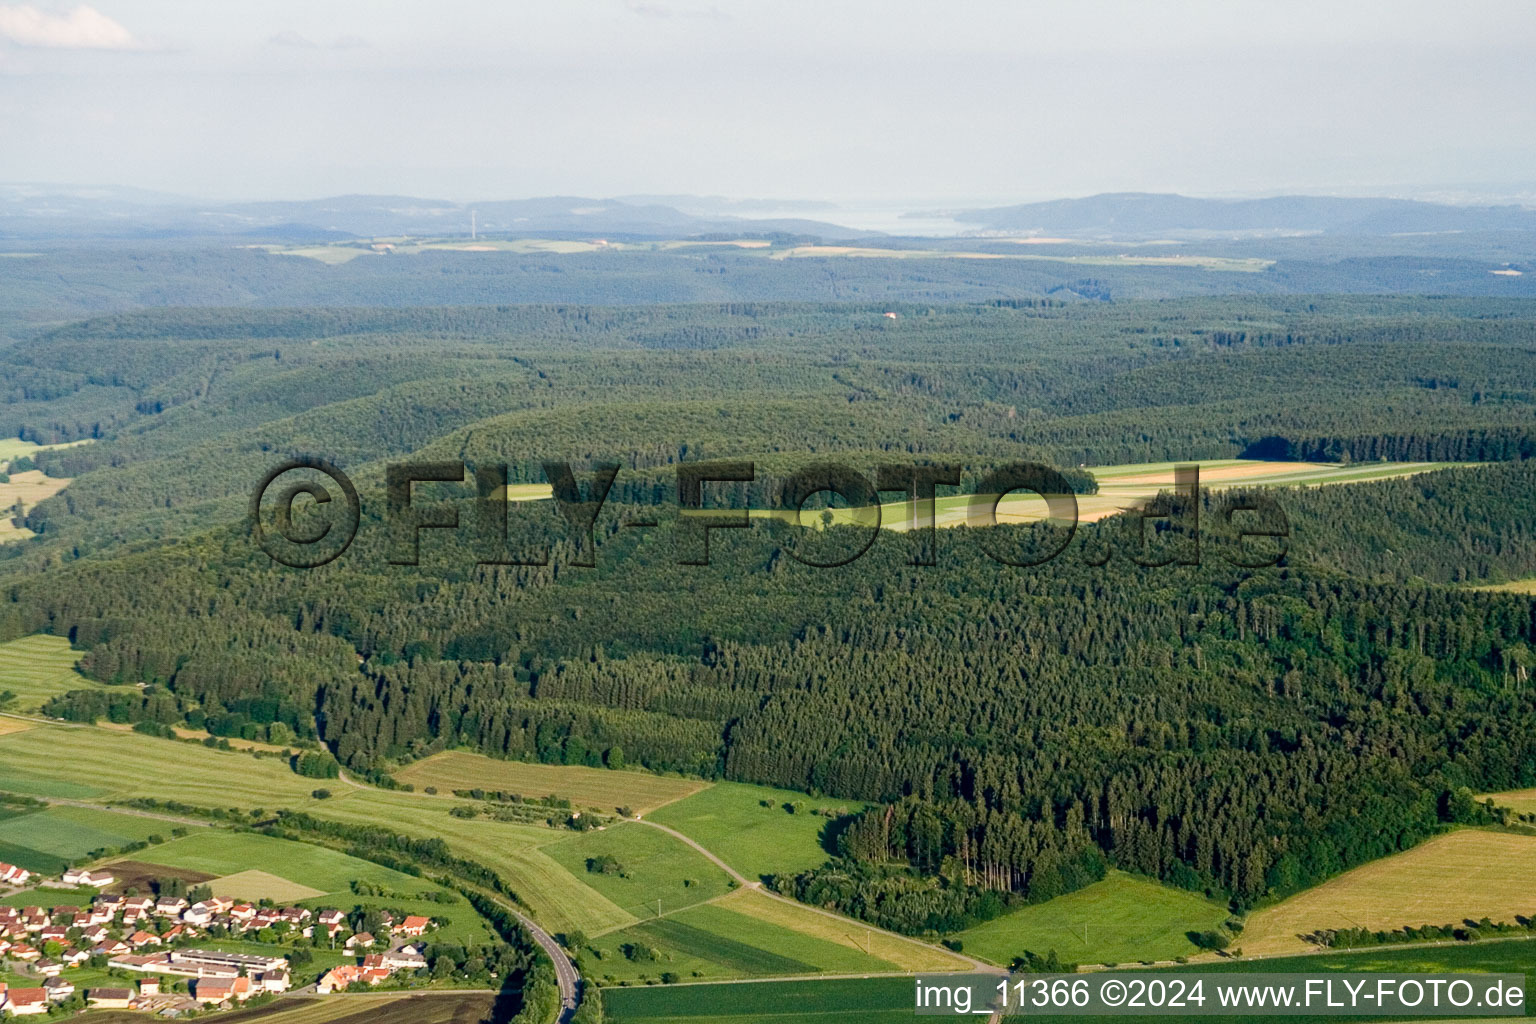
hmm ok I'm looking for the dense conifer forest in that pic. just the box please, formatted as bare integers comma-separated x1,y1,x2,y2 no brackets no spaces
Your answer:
6,286,1536,935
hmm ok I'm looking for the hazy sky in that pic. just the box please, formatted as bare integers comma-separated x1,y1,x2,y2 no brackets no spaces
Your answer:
2,0,1534,204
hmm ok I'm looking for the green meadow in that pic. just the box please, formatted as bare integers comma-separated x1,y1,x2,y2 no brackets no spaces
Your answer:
0,633,104,713
954,871,1230,967
646,782,862,881
543,821,735,926
0,803,194,861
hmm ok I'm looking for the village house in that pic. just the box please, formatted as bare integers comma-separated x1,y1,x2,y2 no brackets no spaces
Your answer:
87,987,135,1009
42,976,74,1002
60,867,115,887
138,977,160,996
316,964,390,993
193,975,252,1005
344,930,375,949
380,947,427,971
0,861,31,884
155,896,188,917
398,914,431,937
5,986,49,1015
255,966,290,993
35,958,62,977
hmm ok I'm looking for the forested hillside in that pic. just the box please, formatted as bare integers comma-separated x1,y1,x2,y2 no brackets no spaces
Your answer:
5,293,1536,937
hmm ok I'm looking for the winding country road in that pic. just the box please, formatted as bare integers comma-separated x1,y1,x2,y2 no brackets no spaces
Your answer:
501,899,582,1024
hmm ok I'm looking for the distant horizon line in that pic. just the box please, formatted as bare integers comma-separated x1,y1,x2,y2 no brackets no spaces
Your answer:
4,181,1536,212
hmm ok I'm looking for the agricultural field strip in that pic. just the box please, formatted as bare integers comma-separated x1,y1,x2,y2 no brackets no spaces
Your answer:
0,633,101,712
1480,785,1536,812
1240,829,1536,957
394,749,708,815
0,802,200,859
751,460,1463,530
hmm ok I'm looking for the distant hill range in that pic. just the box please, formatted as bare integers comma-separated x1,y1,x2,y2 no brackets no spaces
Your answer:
0,185,869,242
950,192,1536,238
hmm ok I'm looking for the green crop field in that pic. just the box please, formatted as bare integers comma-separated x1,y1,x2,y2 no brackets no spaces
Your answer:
0,836,67,874
395,750,707,814
543,821,735,927
646,782,862,881
586,897,904,984
606,940,1536,1024
0,803,195,861
606,975,917,1023
0,633,105,713
955,871,1230,967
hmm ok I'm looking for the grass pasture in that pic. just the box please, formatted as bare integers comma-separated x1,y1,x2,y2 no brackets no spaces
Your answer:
646,781,862,880
1240,829,1536,956
954,870,1229,967
395,750,708,814
0,803,193,861
543,821,734,927
0,633,100,713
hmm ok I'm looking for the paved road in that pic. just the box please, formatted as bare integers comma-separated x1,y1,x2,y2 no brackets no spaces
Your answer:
501,900,581,1023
